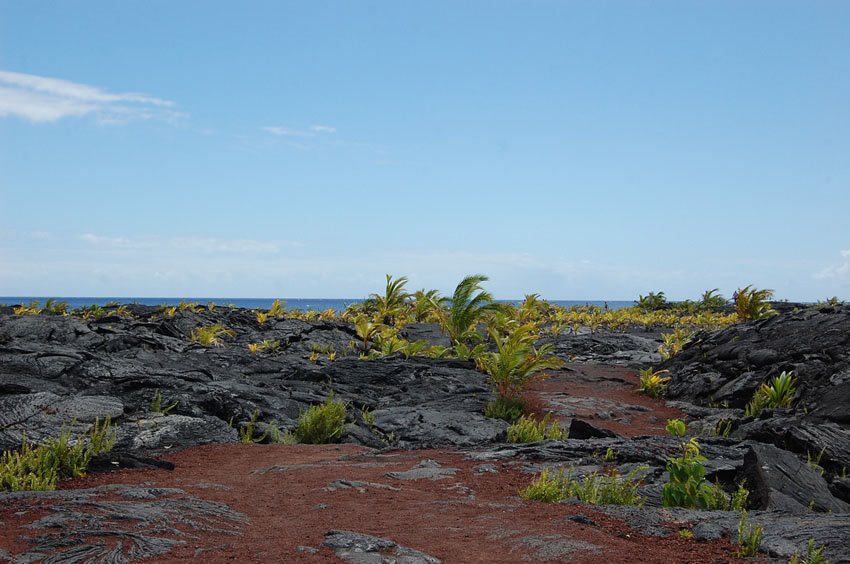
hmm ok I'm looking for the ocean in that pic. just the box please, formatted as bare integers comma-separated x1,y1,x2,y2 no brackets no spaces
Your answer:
0,297,635,312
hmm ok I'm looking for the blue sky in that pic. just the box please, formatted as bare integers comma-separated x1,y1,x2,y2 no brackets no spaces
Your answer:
1,1,848,301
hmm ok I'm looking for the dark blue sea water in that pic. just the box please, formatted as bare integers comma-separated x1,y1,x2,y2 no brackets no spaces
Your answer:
0,297,635,312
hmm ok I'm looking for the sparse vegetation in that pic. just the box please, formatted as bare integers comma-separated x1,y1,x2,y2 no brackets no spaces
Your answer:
745,371,796,417
700,289,728,309
638,368,671,398
790,538,829,564
637,291,667,312
658,328,693,361
481,324,563,400
521,466,646,506
662,419,737,510
736,510,764,557
734,285,775,321
484,396,525,423
506,414,568,443
285,392,348,444
1,418,116,492
190,324,236,347
151,389,178,414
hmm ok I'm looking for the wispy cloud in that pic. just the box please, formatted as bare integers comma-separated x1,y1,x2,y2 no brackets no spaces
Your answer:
261,124,337,137
814,250,850,281
261,126,312,137
80,233,300,253
0,69,184,124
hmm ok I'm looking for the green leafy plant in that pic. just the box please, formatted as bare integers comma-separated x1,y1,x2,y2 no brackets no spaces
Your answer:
370,274,411,326
151,389,178,415
807,448,826,477
13,300,42,315
713,419,733,438
638,368,671,398
484,396,525,423
1,418,116,492
42,298,70,315
662,419,729,510
658,328,693,360
730,480,750,511
789,538,829,564
239,410,266,444
814,296,843,308
285,392,348,444
481,324,563,400
734,285,775,321
637,291,667,311
678,529,694,539
353,315,380,352
745,371,796,416
506,414,568,443
520,466,646,506
438,274,501,345
360,406,376,427
700,289,728,309
604,447,617,462
269,299,286,318
736,510,763,557
190,324,236,347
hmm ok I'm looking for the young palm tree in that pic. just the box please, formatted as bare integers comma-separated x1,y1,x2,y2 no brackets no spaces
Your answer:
481,324,564,399
412,289,446,322
439,274,501,345
370,274,410,326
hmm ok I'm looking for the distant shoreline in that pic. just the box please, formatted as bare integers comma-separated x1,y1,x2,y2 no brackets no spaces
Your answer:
0,296,636,312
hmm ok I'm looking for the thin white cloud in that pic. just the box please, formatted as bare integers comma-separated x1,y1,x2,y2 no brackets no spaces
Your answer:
261,126,311,137
0,69,184,124
79,233,300,254
262,124,337,137
80,233,149,249
813,250,850,281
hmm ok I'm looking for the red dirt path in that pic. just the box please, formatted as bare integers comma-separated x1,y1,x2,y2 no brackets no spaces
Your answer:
0,364,744,563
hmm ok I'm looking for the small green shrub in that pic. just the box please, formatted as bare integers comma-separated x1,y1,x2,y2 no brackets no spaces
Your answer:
0,418,116,492
662,419,733,510
239,410,264,444
746,371,796,416
151,389,178,415
190,324,236,347
507,414,568,443
658,328,693,361
484,396,525,423
734,285,775,321
236,411,285,444
700,289,728,309
789,538,829,564
521,466,646,506
360,406,376,427
638,368,671,398
481,324,563,400
730,480,750,511
736,510,763,557
807,448,826,477
637,291,667,311
286,392,348,444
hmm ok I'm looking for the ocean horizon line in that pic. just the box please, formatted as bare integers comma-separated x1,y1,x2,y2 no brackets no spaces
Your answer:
0,296,636,311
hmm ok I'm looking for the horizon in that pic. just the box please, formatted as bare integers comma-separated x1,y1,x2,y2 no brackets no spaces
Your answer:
1,2,848,301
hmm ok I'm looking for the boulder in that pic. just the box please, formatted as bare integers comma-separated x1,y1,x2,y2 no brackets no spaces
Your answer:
741,443,850,513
